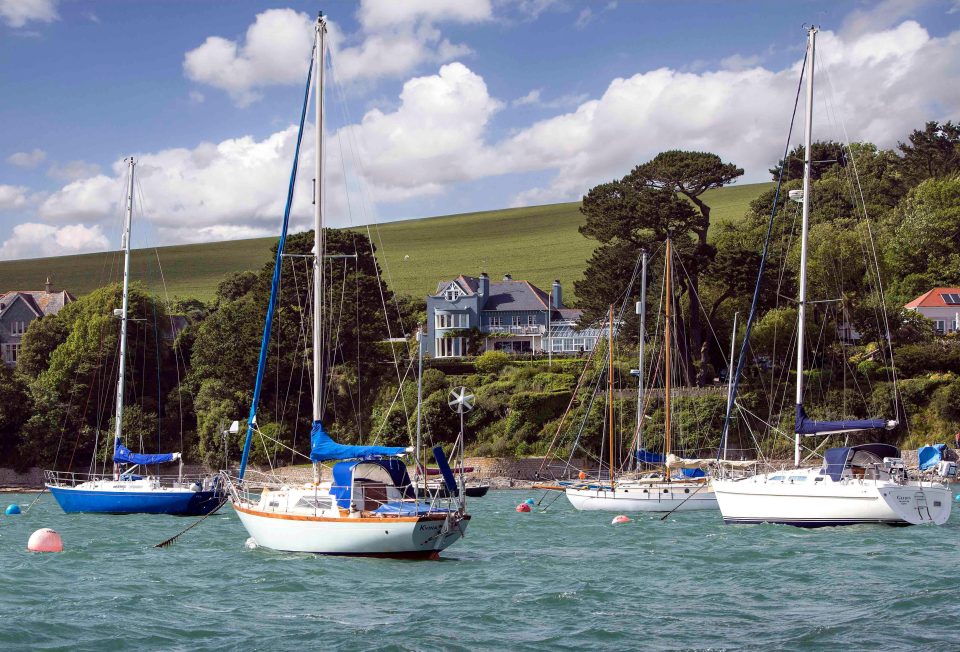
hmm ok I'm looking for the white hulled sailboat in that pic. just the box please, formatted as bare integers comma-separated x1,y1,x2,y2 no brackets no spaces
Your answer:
565,240,719,512
713,26,952,527
224,14,469,557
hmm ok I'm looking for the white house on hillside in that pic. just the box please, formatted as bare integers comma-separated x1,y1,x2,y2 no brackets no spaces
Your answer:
905,287,960,334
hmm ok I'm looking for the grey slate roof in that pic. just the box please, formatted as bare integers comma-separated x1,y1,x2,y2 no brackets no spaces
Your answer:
483,281,550,311
0,290,74,318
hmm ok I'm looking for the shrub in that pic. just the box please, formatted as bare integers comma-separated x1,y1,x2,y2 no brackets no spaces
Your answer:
475,350,510,374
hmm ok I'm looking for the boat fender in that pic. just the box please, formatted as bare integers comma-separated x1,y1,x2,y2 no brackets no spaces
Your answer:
516,503,531,512
244,537,259,550
5,504,21,515
27,528,63,552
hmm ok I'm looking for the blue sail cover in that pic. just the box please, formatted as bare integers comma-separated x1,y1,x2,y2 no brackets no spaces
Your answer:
113,437,176,465
309,421,406,462
795,404,890,436
636,449,665,464
918,444,947,470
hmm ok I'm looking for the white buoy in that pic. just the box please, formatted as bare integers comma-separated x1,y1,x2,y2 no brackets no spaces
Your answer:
27,528,63,552
245,537,259,550
612,515,631,524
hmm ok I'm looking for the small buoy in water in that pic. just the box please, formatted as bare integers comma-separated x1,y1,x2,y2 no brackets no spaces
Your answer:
612,515,631,524
955,494,960,503
524,498,535,506
516,503,531,513
244,537,259,550
5,504,21,515
27,528,63,552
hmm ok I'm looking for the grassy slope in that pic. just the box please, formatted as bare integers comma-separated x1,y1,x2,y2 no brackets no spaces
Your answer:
0,182,772,302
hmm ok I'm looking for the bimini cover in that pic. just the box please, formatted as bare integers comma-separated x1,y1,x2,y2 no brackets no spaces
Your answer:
636,449,665,464
822,443,900,481
918,444,947,470
309,420,406,462
330,459,415,509
795,404,891,436
113,438,178,465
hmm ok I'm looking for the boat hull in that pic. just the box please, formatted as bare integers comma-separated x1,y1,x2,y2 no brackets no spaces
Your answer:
47,484,223,516
565,483,718,512
713,478,952,527
232,502,469,556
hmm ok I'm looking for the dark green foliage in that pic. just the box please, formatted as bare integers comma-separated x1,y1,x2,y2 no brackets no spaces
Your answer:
769,141,848,181
475,350,510,374
894,341,960,377
0,364,31,466
897,121,960,186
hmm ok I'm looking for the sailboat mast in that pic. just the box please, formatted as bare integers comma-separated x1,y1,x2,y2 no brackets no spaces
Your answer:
114,157,135,454
313,15,327,423
723,311,739,461
635,251,647,469
608,304,615,486
664,238,672,478
794,25,816,468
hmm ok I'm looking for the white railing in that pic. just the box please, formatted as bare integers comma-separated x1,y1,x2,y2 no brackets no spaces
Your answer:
482,325,545,335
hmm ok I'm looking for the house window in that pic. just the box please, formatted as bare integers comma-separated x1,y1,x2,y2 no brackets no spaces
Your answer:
488,315,501,328
443,284,463,301
435,337,464,358
9,321,27,336
552,338,564,352
527,314,537,326
2,343,20,364
935,320,946,334
435,313,466,329
512,315,521,326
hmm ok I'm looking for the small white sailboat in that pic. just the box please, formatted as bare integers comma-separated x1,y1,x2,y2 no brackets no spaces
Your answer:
45,158,223,516
224,14,468,557
713,26,953,527
565,241,718,513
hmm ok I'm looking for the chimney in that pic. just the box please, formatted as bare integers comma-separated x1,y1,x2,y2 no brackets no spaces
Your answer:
503,273,512,281
552,280,562,309
45,276,53,293
478,272,489,299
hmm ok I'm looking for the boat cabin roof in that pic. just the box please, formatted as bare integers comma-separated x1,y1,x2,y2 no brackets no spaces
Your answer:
822,443,899,481
330,459,415,509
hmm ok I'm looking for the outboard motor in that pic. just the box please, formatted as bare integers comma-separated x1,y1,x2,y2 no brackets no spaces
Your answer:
936,460,957,479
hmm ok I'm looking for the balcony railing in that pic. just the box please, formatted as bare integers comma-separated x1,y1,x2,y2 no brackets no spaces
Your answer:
482,325,545,335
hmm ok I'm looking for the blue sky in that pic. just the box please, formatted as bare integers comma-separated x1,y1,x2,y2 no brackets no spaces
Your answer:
1,0,959,259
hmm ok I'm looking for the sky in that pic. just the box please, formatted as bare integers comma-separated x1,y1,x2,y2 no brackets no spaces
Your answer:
1,0,960,260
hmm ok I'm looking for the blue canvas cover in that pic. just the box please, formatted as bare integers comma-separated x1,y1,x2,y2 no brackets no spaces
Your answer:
822,443,900,480
679,468,706,479
330,459,416,509
918,444,947,470
113,438,176,465
309,421,406,462
795,404,890,436
636,449,665,464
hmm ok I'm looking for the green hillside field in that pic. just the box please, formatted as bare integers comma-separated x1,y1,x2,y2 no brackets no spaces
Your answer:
0,182,771,303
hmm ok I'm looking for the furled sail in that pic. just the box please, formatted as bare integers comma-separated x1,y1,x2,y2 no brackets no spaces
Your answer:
113,437,179,465
795,404,894,436
309,421,407,462
635,449,665,464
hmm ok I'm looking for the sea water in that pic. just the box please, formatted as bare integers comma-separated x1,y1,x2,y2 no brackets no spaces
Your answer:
0,489,958,651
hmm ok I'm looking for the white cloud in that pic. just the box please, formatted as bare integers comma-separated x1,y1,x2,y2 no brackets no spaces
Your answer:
6,149,46,168
47,160,101,181
30,21,960,247
501,21,960,205
188,90,205,104
0,0,57,28
574,8,593,30
512,88,589,109
184,3,492,104
513,89,542,106
0,185,29,210
841,0,926,37
183,9,315,107
0,222,108,260
719,53,763,71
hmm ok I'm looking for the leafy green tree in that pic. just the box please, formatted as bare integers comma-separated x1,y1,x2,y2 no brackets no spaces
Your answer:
769,141,847,181
0,364,31,465
885,176,960,290
897,121,960,186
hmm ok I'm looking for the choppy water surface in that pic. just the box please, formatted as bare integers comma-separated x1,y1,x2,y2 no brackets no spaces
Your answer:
1,489,958,651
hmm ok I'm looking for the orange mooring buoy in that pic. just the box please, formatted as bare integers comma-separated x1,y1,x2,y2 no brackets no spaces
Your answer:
27,528,64,552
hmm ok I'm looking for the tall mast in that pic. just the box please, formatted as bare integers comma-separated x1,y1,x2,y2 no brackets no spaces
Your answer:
608,304,615,486
313,14,326,423
635,250,648,469
723,311,739,461
664,238,672,479
794,26,816,468
114,157,135,458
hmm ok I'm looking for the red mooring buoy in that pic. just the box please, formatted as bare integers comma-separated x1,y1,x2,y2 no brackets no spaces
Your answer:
516,503,532,513
27,528,64,552
612,515,631,524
